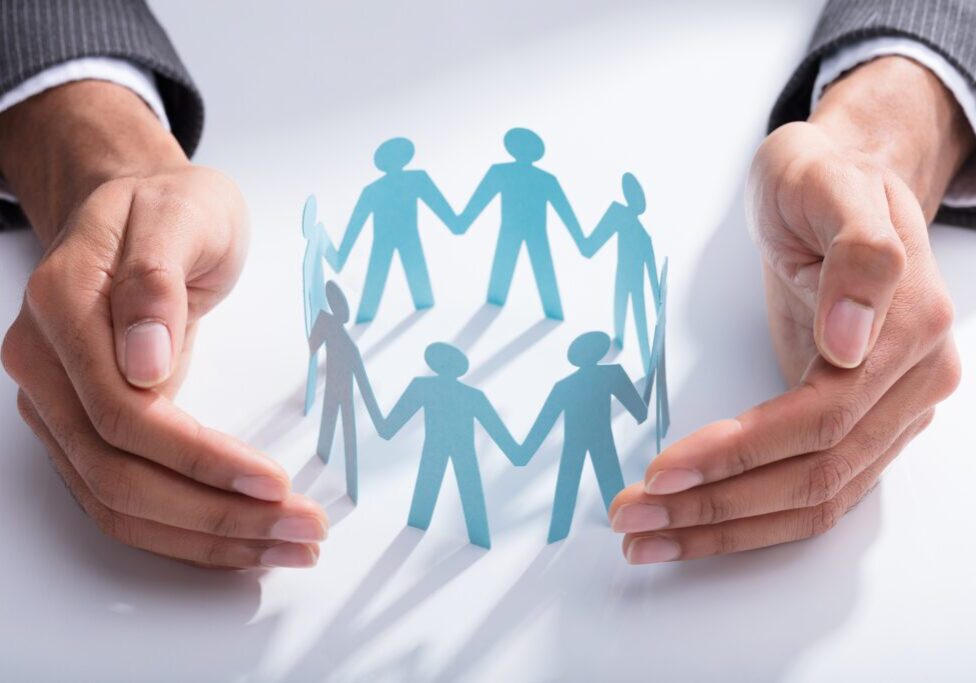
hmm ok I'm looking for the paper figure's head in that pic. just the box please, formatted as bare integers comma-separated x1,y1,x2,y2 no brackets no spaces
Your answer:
504,128,544,163
302,194,317,238
425,342,469,378
325,280,350,323
374,137,415,172
621,172,646,215
568,331,610,367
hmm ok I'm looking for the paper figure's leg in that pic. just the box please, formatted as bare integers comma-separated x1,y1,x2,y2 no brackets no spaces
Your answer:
316,395,340,464
486,232,522,307
632,286,651,374
613,282,628,348
407,448,449,531
399,241,434,310
591,437,626,512
356,246,396,323
304,349,318,416
526,236,563,320
547,446,587,543
658,345,670,436
341,398,358,504
453,453,491,549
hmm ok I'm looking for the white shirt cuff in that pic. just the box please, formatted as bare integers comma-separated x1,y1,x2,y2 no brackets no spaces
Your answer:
0,57,170,203
813,36,976,210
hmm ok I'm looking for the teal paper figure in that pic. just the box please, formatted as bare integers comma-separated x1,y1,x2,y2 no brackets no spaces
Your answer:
375,343,522,549
333,137,459,323
521,331,648,543
642,259,671,452
302,194,339,415
309,281,382,504
581,173,660,372
455,128,586,320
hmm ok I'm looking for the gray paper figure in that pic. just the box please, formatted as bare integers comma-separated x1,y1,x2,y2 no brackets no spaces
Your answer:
455,128,586,320
309,281,382,503
521,331,648,543
376,343,522,549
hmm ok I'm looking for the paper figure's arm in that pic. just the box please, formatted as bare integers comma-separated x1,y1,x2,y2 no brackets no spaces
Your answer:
379,379,424,440
643,232,661,306
351,349,385,433
473,392,522,466
520,386,564,465
417,172,461,234
455,166,500,234
580,205,617,258
609,364,648,424
548,178,587,252
336,188,373,270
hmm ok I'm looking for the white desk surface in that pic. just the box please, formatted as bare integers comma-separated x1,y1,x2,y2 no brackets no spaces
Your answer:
2,2,975,681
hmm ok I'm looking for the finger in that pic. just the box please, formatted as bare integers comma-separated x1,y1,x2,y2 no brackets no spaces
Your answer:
16,390,318,569
110,176,247,388
623,410,932,563
614,342,958,530
13,318,327,541
811,172,909,368
22,260,291,500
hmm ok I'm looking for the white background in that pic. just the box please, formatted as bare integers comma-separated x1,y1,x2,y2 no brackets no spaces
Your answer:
2,1,975,681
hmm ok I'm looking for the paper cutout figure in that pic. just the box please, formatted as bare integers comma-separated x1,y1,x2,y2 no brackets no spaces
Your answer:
582,173,660,373
333,137,459,323
302,195,340,414
309,281,383,503
376,342,521,549
455,128,586,320
520,331,647,543
642,259,670,451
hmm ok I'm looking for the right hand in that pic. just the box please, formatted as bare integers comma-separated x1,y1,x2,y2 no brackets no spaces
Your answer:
0,82,327,569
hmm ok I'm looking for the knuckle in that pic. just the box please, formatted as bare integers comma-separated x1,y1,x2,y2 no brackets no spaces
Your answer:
24,260,60,316
806,497,847,538
695,492,736,526
112,256,180,300
916,408,936,433
201,504,241,538
87,393,130,448
816,402,859,450
712,525,739,557
803,454,852,507
923,293,956,341
833,230,906,284
1,318,29,384
204,538,239,567
83,461,133,512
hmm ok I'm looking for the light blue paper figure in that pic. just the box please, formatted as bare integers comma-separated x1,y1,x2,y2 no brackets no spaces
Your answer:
455,128,586,320
521,331,648,543
376,342,522,549
642,258,671,451
302,195,340,415
581,173,660,372
309,281,383,504
333,138,460,323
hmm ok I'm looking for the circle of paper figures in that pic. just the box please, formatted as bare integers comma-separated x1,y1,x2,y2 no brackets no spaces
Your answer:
300,128,670,549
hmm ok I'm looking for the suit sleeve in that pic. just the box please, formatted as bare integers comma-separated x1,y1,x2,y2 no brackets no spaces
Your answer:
0,0,204,228
768,0,976,228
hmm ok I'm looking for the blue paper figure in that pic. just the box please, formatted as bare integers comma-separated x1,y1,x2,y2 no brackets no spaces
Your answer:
581,173,660,372
521,331,647,543
642,259,670,451
333,137,459,323
309,281,382,504
455,128,586,320
302,195,339,415
376,342,522,549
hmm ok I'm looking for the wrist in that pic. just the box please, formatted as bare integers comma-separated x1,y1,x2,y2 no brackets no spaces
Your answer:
0,80,188,246
809,55,975,219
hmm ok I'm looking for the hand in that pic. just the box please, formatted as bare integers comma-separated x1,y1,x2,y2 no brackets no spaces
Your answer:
0,81,327,568
610,57,968,563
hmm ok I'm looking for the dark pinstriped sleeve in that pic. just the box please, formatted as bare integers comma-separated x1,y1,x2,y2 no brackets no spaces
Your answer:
768,0,976,228
0,0,204,229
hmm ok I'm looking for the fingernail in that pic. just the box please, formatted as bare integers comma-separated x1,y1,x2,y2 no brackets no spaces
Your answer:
612,504,669,533
645,468,704,495
627,536,681,564
261,543,318,568
823,299,874,368
233,475,288,502
270,516,327,543
124,321,171,387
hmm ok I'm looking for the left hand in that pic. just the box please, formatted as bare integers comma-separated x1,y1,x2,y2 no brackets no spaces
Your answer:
609,57,967,563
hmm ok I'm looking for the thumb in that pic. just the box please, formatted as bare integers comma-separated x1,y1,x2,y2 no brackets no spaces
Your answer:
111,253,188,389
814,181,907,369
